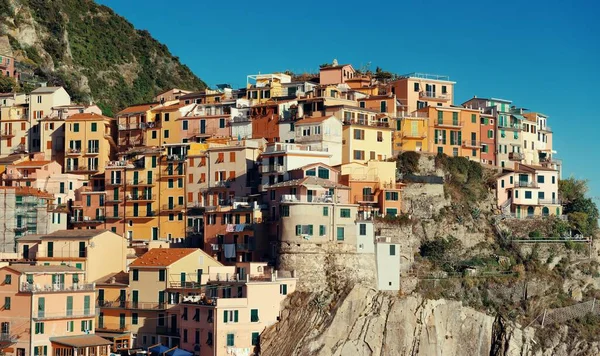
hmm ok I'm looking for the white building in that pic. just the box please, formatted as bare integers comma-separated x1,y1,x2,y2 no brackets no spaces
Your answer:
294,115,343,166
375,237,400,291
29,87,71,152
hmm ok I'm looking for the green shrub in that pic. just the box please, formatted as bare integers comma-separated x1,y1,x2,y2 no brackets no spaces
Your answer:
396,151,421,175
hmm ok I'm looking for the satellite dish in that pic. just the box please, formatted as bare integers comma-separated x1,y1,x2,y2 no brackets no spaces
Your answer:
89,242,95,248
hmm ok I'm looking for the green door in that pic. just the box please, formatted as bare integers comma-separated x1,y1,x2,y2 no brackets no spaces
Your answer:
98,289,104,305
158,291,165,307
147,171,153,184
133,203,139,217
66,296,73,316
38,297,45,318
99,312,104,328
84,296,90,316
119,313,126,329
180,272,186,286
168,197,174,209
132,290,138,308
133,172,139,185
119,290,126,307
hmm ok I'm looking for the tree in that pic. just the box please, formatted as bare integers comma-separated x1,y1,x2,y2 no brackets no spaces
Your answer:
559,178,599,236
559,177,588,204
0,75,16,93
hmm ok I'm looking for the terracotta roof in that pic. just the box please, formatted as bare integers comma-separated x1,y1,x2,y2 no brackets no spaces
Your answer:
14,160,52,167
267,176,349,190
117,103,159,116
15,234,43,242
50,335,112,348
515,163,557,172
42,229,110,240
5,264,81,274
66,113,112,121
0,186,54,198
295,116,334,125
129,248,197,267
94,271,129,286
153,103,187,112
320,64,353,71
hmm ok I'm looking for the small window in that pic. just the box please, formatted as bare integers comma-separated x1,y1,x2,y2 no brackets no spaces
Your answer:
322,207,328,216
525,191,532,199
389,245,396,256
280,284,288,295
340,209,351,218
4,274,11,284
281,205,290,217
537,175,545,184
226,333,235,347
91,123,97,132
158,270,166,282
336,227,344,241
359,224,366,236
132,269,139,281
414,83,419,92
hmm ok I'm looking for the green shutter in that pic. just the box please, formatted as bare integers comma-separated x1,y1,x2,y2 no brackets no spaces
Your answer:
47,242,53,257
38,297,45,318
434,130,438,144
457,131,462,146
66,296,73,316
308,225,313,235
234,310,239,322
84,296,90,315
442,130,446,144
81,320,86,331
319,225,325,236
223,310,227,322
450,132,455,145
295,225,301,235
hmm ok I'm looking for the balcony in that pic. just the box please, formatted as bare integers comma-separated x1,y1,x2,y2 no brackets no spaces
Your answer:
66,148,83,156
259,164,285,174
96,323,130,332
514,181,538,188
162,169,185,177
343,119,390,128
125,211,156,219
118,123,147,131
396,131,426,139
0,333,18,344
105,179,123,186
538,199,561,205
236,242,256,251
356,195,378,204
168,281,203,289
295,133,331,143
508,152,524,161
4,173,35,180
231,115,251,124
84,147,100,155
156,326,180,337
498,122,521,130
33,309,97,320
212,180,231,188
47,204,69,213
382,182,403,190
434,119,462,128
126,179,155,187
20,282,95,293
0,130,15,138
539,125,552,132
126,194,156,202
99,300,166,310
280,194,337,203
419,91,450,100
105,214,124,220
162,204,184,212
462,140,481,148
71,216,106,224
165,154,186,162
65,165,100,173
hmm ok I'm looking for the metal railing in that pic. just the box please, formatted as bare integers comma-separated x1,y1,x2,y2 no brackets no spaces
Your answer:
462,140,481,148
539,199,561,205
508,152,523,161
71,216,106,223
65,165,99,173
0,333,17,343
343,119,390,128
514,181,537,188
280,194,337,203
419,91,450,100
162,204,184,211
0,130,16,137
434,119,462,127
99,300,166,310
128,194,156,201
20,282,95,293
259,164,284,173
356,194,377,203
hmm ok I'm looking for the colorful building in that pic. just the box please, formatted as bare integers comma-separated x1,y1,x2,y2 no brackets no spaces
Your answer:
294,116,343,166
29,87,71,153
389,73,455,113
340,107,393,164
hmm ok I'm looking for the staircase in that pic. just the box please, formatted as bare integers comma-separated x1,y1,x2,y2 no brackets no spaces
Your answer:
500,198,512,214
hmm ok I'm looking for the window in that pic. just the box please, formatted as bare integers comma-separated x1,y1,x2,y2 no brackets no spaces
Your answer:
59,182,65,194
81,320,92,332
501,180,505,188
295,225,313,236
223,310,239,323
132,313,138,325
337,227,345,241
159,270,166,281
538,192,545,200
132,269,139,281
152,131,157,139
182,120,188,130
353,150,365,160
354,129,364,140
227,334,235,347
552,176,556,184
340,209,351,218
73,123,79,132
414,83,419,92
389,245,396,256
219,118,226,128
4,296,10,310
359,224,367,236
319,225,326,236
442,85,447,94
164,113,170,122
471,114,477,123
67,321,74,332
250,309,259,322
385,192,399,201
164,130,169,138
252,332,260,346
35,322,44,334
525,191,532,199
47,242,53,257
322,207,328,216
4,274,11,284
537,175,545,183
91,123,97,132
280,205,290,217
317,167,329,179
168,179,174,188
280,284,288,295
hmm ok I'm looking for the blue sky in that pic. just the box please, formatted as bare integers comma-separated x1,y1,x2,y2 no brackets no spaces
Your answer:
98,0,600,201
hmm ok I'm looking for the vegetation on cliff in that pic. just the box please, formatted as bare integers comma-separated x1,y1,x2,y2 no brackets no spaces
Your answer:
0,0,206,115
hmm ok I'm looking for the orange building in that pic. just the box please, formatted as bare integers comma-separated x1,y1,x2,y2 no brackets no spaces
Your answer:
422,106,481,161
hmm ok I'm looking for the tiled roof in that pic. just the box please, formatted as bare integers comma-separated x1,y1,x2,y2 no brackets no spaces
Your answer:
66,113,112,121
42,229,110,240
153,103,187,112
5,264,81,274
117,103,158,115
295,116,334,125
50,335,112,348
14,160,52,167
94,271,129,286
129,248,197,267
268,176,349,189
0,186,54,198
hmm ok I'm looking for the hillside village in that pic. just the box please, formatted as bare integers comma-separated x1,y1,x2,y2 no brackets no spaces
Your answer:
0,58,592,356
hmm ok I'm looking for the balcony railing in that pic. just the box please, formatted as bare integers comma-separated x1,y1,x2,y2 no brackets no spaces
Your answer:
419,91,450,100
280,194,337,203
166,154,186,161
156,326,180,336
71,216,106,224
508,152,524,161
538,199,561,205
514,181,538,188
99,300,166,310
20,282,95,293
33,309,97,320
65,165,99,173
231,115,251,124
96,323,130,332
0,130,16,137
4,173,35,180
356,194,377,203
343,119,390,128
84,147,100,155
0,333,18,343
162,204,184,211
213,181,231,188
127,194,156,201
462,140,481,148
259,164,285,173
118,123,148,131
434,119,462,128
124,211,156,218
66,148,83,155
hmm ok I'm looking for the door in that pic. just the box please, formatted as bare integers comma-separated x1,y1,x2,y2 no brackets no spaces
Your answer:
158,291,165,308
98,289,104,305
471,132,476,146
147,171,153,184
23,245,29,259
170,314,177,334
307,190,313,203
133,172,139,185
83,296,90,315
152,227,159,240
119,290,126,307
180,272,186,287
200,120,206,134
168,197,174,209
132,290,139,308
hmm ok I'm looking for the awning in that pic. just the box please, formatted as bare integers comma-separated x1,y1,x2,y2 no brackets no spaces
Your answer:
50,335,112,348
148,345,169,354
95,332,130,340
165,349,192,356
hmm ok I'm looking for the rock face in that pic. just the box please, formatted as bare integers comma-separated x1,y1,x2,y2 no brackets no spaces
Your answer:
261,284,539,356
0,0,205,114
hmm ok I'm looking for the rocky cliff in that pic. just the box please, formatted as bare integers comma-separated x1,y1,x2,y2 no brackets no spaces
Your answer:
0,0,206,114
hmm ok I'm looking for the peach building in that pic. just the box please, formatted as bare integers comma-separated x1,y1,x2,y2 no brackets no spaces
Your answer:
319,60,356,85
2,160,62,188
0,264,109,356
479,112,496,166
181,102,232,143
496,163,561,218
389,73,455,113
94,271,132,352
422,106,481,161
0,54,16,78
339,108,393,164
154,89,193,104
29,87,71,153
178,262,297,356
0,102,28,157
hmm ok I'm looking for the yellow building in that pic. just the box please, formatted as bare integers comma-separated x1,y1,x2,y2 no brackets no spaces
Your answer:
149,103,194,145
246,73,291,105
339,107,393,164
158,144,189,242
97,248,222,349
95,271,132,352
0,103,28,156
389,72,455,113
393,111,429,153
64,113,117,177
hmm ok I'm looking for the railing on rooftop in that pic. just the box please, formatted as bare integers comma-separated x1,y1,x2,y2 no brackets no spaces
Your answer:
401,72,450,81
20,282,94,293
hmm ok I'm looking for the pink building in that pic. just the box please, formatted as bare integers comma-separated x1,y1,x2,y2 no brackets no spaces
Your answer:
0,55,16,78
178,262,297,356
2,160,62,187
319,60,356,85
